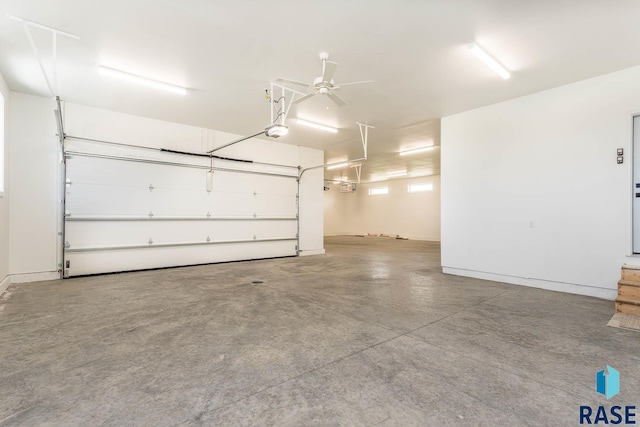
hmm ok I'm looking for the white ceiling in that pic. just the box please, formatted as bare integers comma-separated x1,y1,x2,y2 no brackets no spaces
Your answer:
1,0,640,182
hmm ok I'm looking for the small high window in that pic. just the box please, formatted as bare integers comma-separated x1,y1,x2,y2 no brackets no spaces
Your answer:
408,183,433,193
368,187,388,195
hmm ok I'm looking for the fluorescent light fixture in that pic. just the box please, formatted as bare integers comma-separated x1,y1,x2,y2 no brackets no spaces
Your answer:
468,43,510,80
399,146,434,156
99,66,187,95
295,118,338,133
408,183,433,193
265,124,289,138
369,187,389,195
327,162,349,170
386,170,407,177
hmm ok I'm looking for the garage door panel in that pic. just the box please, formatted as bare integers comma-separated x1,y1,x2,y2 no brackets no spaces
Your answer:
65,240,297,277
149,188,210,216
65,220,297,248
255,194,297,217
64,147,300,277
244,176,298,196
67,183,153,216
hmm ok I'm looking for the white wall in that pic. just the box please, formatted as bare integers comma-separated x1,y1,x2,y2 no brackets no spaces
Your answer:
324,175,441,241
299,148,325,255
8,93,59,283
7,94,324,281
441,65,640,300
0,72,10,294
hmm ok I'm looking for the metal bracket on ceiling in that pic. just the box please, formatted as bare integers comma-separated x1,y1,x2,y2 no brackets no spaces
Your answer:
8,15,80,99
269,81,307,126
352,163,362,184
356,122,374,159
207,82,307,154
299,121,374,179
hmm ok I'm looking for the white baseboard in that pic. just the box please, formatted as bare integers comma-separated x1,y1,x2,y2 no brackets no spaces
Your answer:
0,275,10,295
442,267,617,301
10,271,60,284
299,249,325,256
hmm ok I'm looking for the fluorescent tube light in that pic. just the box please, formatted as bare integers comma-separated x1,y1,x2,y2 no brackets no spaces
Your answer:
265,124,288,138
468,43,510,80
327,162,349,170
99,66,187,95
295,118,338,133
386,170,407,177
399,146,434,156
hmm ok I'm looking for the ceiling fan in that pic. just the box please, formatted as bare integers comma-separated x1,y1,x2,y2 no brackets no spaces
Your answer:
276,52,373,107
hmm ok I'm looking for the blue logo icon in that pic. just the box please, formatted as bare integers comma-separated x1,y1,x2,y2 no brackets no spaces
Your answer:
596,365,620,400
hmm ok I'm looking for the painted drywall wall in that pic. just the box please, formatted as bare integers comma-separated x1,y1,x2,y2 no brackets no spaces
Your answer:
8,92,59,282
0,72,10,293
441,65,640,300
7,94,324,281
324,175,441,241
298,148,325,255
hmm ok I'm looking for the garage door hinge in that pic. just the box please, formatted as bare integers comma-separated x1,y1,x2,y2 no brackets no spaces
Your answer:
206,236,211,242
64,211,71,217
65,178,72,186
148,238,153,245
149,184,154,192
64,241,70,248
253,234,257,240
149,211,154,218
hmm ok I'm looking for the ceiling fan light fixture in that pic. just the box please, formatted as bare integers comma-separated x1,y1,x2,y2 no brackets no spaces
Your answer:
295,118,338,133
468,43,511,80
265,124,289,138
399,146,434,156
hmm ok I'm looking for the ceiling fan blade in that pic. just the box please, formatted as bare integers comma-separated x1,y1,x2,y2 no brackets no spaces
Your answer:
327,92,346,107
322,60,338,82
335,80,374,87
276,78,311,88
293,93,316,104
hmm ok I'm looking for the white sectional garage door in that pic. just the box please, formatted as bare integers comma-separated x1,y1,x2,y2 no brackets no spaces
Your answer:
63,138,299,277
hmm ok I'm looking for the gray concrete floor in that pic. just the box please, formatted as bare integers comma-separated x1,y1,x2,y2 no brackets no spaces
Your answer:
1,236,638,426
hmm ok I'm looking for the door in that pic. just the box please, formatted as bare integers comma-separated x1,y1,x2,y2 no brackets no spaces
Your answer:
63,138,298,276
633,115,640,253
